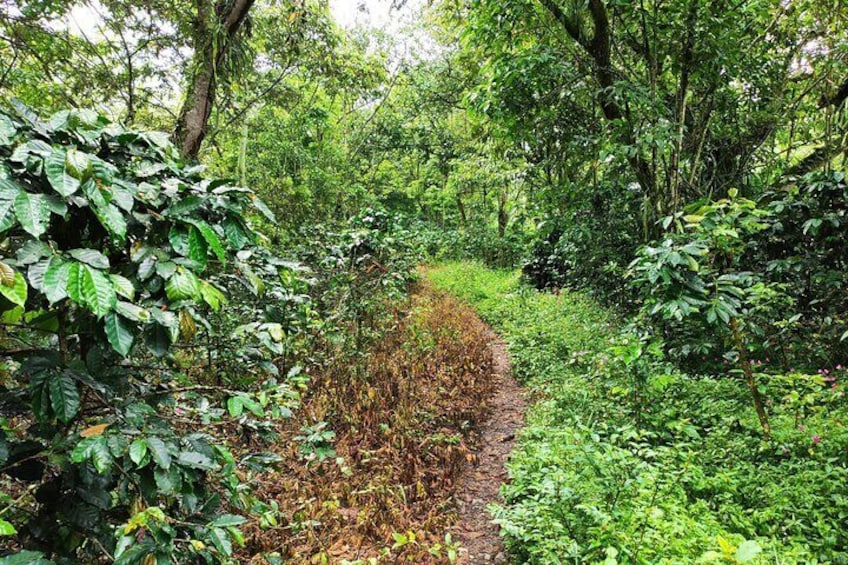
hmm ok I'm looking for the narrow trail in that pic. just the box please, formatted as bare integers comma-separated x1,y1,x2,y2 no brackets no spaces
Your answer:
451,327,526,564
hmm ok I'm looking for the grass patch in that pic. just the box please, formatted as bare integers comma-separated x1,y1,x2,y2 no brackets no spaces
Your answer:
427,261,848,564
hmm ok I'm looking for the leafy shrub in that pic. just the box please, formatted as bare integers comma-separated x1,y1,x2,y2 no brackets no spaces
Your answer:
522,183,641,307
754,170,848,368
0,104,298,563
629,191,783,436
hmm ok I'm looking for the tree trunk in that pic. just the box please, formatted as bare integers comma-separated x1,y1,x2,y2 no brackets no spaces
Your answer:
540,0,656,206
730,318,771,439
497,189,508,237
175,0,255,159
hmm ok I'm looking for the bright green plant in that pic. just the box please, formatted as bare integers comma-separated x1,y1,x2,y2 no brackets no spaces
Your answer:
630,191,789,437
0,103,290,563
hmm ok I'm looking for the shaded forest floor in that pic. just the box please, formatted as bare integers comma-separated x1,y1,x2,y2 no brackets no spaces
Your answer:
240,282,523,564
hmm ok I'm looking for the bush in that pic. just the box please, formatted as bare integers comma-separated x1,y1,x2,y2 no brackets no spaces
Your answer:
0,104,311,563
522,182,641,307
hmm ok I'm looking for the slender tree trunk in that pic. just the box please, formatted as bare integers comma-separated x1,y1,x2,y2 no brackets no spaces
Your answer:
456,195,467,224
497,189,508,237
730,318,771,439
175,0,255,159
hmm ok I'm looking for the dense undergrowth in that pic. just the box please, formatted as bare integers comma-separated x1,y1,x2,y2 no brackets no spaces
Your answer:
428,262,848,564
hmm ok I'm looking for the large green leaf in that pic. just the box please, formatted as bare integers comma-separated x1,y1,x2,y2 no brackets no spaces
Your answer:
208,527,233,557
69,248,110,269
67,262,116,317
115,301,150,322
223,215,251,250
81,177,108,208
210,514,247,528
0,179,21,232
187,225,208,267
146,437,171,470
44,149,81,196
200,280,227,311
0,114,16,146
251,195,276,222
65,148,92,179
93,202,127,239
0,518,16,536
176,451,218,470
48,371,80,423
14,190,52,237
189,219,226,264
163,195,204,217
0,270,27,307
165,269,201,301
43,256,70,303
70,436,112,473
110,274,135,299
128,439,148,467
105,312,134,356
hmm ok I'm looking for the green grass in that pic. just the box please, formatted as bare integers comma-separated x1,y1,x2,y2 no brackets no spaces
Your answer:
427,262,848,565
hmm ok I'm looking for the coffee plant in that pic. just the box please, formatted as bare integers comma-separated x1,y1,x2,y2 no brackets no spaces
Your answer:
0,104,298,564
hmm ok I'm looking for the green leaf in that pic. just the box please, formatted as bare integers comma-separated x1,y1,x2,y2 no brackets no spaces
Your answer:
169,225,189,256
190,219,226,265
110,274,135,299
176,451,218,470
0,114,16,146
48,371,80,423
0,518,16,536
154,467,176,493
223,215,251,250
88,438,113,473
208,527,233,556
43,257,70,303
165,269,201,301
115,301,150,322
93,203,127,240
69,248,110,269
0,270,27,307
227,397,243,418
44,149,80,196
210,514,247,528
81,177,107,208
735,540,762,563
251,195,276,222
155,261,177,279
0,179,21,232
187,225,208,267
14,190,52,237
105,312,134,356
65,148,92,178
67,263,116,317
129,439,148,467
200,280,226,311
164,195,204,217
146,437,171,470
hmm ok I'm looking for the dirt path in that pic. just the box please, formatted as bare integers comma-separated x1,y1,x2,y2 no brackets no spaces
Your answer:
451,328,526,564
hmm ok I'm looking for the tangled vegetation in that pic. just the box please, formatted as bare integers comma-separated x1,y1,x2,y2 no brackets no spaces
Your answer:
2,0,848,563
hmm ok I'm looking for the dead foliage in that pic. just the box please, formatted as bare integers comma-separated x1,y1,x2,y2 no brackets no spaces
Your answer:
240,283,496,563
